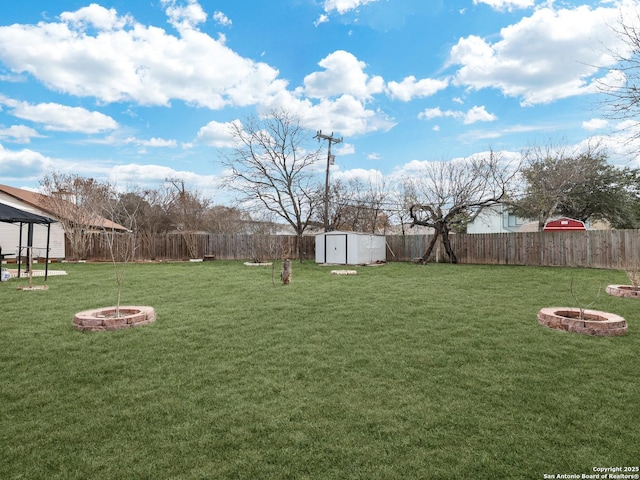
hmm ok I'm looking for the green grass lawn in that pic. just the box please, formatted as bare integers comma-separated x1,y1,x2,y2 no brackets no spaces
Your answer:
1,261,638,479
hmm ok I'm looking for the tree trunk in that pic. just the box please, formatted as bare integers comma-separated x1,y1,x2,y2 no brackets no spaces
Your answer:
296,233,304,263
440,227,457,264
420,230,439,264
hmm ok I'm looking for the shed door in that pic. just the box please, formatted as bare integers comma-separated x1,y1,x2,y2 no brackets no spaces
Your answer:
325,234,347,264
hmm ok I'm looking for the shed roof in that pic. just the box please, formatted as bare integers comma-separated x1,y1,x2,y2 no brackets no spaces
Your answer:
543,218,586,231
316,230,385,236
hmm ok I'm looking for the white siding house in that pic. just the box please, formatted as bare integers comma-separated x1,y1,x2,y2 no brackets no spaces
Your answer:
0,193,66,260
1,184,128,262
466,204,531,234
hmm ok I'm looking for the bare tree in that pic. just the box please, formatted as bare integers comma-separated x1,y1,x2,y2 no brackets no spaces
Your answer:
99,186,146,316
118,186,174,260
203,205,252,233
330,176,390,233
404,150,517,264
42,175,140,316
166,179,211,259
597,10,640,147
386,186,416,235
220,110,324,262
39,172,112,260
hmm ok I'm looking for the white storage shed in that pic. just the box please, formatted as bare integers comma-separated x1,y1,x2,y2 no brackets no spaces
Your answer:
315,231,386,265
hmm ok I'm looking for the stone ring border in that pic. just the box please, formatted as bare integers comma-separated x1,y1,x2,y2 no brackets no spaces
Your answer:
606,284,640,298
537,307,627,336
73,306,156,332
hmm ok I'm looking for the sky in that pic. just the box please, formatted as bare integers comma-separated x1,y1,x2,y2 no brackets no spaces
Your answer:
1,0,640,203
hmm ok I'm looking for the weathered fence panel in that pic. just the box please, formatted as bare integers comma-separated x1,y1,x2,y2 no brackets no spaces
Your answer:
73,230,640,269
78,233,315,262
385,230,640,268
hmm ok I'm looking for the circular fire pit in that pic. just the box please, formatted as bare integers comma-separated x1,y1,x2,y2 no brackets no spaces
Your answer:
537,307,627,336
73,306,156,332
606,285,640,299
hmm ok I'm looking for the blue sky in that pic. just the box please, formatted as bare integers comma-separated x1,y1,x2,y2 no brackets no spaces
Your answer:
0,0,639,202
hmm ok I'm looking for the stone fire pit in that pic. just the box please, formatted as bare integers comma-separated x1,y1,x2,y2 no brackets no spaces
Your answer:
73,306,156,332
537,307,627,336
606,285,640,299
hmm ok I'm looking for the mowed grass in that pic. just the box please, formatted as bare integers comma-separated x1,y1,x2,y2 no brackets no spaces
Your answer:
0,261,638,479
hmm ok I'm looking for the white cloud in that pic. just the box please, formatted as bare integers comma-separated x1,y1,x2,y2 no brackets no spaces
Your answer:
0,125,43,144
459,123,556,142
463,105,497,124
418,107,456,121
333,168,384,185
335,143,355,156
0,97,118,133
302,50,384,100
418,105,496,125
387,76,449,102
473,0,535,11
582,118,609,131
390,150,522,182
213,11,232,27
323,0,381,15
124,137,178,148
0,4,396,139
0,4,285,109
162,0,208,30
595,69,627,95
296,95,396,137
239,80,393,137
196,119,242,147
108,163,222,201
314,14,329,27
60,4,133,31
0,143,55,179
449,3,634,105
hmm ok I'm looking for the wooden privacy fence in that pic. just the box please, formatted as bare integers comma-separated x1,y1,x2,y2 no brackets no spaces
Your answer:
385,230,640,269
81,233,315,262
75,230,640,269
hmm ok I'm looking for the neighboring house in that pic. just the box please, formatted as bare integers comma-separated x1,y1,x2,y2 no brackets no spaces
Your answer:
466,203,606,233
466,204,531,234
0,184,127,261
385,224,435,235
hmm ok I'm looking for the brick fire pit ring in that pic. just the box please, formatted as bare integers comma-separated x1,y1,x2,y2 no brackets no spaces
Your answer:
537,307,627,336
74,306,156,332
606,284,640,299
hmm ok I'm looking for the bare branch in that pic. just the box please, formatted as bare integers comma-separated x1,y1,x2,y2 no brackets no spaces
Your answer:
218,109,324,261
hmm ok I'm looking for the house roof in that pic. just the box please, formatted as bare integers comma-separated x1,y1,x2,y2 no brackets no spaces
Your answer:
0,184,128,231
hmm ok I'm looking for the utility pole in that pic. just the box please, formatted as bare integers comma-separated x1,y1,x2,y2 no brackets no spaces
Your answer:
315,130,343,231
166,177,187,229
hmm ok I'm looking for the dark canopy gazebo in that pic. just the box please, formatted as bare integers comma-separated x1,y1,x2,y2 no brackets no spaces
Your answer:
0,202,57,281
